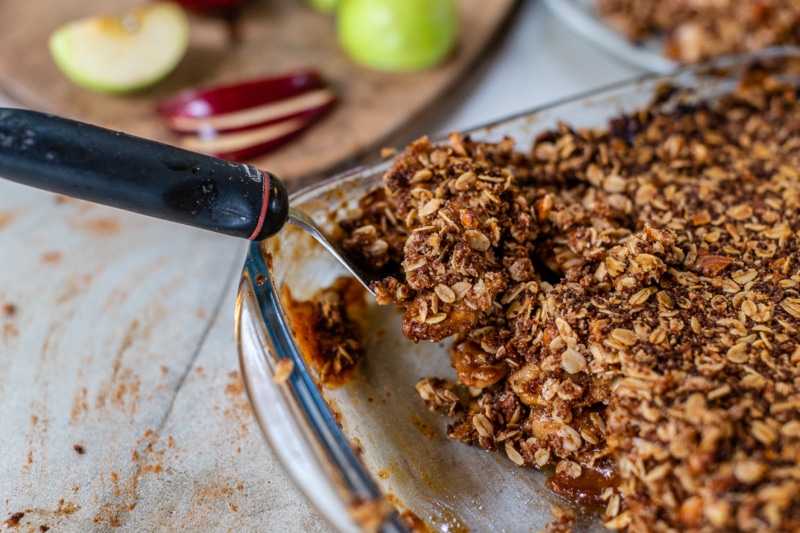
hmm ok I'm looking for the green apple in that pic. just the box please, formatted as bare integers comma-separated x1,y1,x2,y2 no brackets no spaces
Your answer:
305,0,339,14
336,0,459,72
49,2,190,94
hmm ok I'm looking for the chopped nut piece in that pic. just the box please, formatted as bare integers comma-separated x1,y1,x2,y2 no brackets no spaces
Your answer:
273,359,294,384
380,147,397,159
734,459,767,485
561,349,586,374
545,506,576,533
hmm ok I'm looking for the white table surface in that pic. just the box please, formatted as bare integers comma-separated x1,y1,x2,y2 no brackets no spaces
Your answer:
0,2,642,531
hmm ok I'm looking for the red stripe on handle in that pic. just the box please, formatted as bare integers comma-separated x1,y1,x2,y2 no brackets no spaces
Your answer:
248,170,270,240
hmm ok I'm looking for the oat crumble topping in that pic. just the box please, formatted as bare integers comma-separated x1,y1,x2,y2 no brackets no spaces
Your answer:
595,0,800,63
338,64,800,532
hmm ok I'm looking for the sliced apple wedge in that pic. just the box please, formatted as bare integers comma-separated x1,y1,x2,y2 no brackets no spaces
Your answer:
156,70,333,133
179,115,317,161
49,3,190,94
156,69,337,160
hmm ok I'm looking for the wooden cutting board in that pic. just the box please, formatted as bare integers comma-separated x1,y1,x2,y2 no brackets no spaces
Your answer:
0,0,516,189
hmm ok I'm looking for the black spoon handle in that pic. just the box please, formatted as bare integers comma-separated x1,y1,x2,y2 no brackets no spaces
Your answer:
0,108,289,240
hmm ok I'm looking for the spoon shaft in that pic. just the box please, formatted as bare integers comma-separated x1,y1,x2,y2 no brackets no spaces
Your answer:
0,108,288,240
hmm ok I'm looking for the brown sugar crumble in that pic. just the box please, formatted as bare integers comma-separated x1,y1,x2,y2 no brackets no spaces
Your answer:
596,0,800,63
333,63,800,532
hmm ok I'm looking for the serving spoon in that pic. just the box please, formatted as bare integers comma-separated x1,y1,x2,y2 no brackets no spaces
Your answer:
0,108,381,295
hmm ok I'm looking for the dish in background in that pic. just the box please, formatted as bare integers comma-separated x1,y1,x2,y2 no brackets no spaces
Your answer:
237,49,800,532
543,0,800,74
541,0,679,74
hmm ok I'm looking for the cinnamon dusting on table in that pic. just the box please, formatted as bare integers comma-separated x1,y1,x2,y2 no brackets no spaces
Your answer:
2,323,19,341
1,302,18,340
0,211,15,231
69,216,120,237
40,251,62,264
3,512,24,528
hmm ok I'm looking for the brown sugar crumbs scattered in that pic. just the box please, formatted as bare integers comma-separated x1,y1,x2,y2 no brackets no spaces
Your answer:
335,63,800,532
596,0,800,63
2,512,24,528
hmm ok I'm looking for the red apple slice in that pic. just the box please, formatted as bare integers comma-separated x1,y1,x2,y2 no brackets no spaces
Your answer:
161,87,335,134
178,115,315,160
156,69,337,160
156,70,333,133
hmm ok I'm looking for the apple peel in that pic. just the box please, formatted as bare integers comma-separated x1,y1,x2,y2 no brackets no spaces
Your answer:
156,69,337,160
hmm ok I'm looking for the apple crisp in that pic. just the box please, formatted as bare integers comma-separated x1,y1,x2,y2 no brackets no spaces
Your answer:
595,0,800,63
338,63,800,532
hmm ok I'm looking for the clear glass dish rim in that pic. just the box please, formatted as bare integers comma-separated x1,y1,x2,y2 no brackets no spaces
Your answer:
236,47,800,533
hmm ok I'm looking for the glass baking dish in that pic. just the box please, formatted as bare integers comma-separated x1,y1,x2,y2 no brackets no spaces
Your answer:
236,49,800,533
